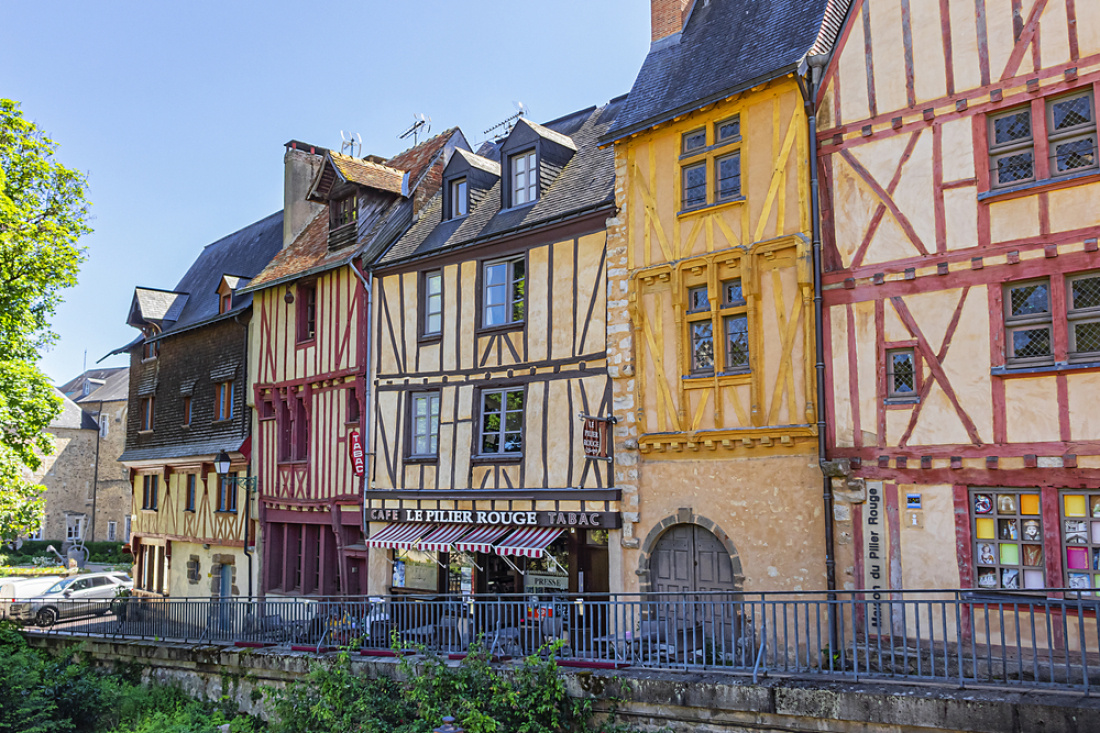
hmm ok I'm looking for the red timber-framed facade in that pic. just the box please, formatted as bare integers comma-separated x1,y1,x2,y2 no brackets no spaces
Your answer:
817,0,1100,625
245,132,462,597
364,104,622,598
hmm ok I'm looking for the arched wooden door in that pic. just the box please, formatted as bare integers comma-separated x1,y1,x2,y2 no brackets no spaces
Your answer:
651,523,736,594
650,524,740,658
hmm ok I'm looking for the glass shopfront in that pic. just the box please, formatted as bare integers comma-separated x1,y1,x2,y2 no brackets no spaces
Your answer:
390,528,608,597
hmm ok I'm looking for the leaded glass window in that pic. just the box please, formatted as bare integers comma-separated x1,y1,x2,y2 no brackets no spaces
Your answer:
1068,272,1100,359
691,321,714,373
724,315,749,370
1048,91,1097,176
682,162,706,209
1004,279,1053,365
989,107,1035,187
886,349,916,398
716,152,741,201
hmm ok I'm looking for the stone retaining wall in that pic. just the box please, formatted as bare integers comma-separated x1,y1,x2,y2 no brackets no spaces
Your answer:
25,635,1100,733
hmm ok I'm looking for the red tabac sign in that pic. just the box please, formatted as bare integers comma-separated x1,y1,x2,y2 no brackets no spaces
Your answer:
349,430,365,476
582,418,609,460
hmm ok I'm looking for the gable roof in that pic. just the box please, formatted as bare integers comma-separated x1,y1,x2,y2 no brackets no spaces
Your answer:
320,152,406,196
375,99,622,268
76,368,130,404
451,148,501,176
125,211,284,340
246,129,463,291
58,367,127,398
603,0,850,144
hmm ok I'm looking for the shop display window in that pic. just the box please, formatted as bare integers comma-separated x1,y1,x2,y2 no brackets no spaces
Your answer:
971,489,1044,590
1060,491,1100,595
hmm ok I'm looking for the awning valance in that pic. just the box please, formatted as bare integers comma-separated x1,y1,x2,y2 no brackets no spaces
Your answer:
494,527,564,558
452,526,512,554
417,524,475,553
364,522,433,550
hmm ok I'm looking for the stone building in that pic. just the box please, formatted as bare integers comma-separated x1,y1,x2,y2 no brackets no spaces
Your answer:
25,369,133,545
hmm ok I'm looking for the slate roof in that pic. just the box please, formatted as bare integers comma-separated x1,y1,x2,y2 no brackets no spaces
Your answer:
329,152,405,194
376,100,623,268
130,211,284,340
453,148,500,175
603,0,849,143
119,437,246,464
77,368,130,404
246,129,460,291
50,390,97,431
58,368,127,398
130,288,188,326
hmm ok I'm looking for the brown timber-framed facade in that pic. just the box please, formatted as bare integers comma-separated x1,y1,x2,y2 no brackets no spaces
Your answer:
366,102,624,598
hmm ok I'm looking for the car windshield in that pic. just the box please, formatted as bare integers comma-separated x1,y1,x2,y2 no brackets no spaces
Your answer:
45,578,74,594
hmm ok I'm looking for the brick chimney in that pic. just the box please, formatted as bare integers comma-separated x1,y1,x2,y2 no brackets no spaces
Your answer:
651,0,691,42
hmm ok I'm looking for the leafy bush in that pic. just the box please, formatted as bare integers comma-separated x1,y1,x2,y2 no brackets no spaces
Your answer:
264,642,637,733
0,622,262,732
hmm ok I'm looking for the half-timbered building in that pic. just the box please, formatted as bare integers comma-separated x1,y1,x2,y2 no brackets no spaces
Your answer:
117,212,283,598
818,0,1100,601
601,0,848,595
365,103,621,597
244,132,462,597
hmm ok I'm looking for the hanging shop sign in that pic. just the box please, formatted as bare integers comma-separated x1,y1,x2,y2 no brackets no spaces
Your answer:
579,413,615,461
367,507,621,529
349,430,365,476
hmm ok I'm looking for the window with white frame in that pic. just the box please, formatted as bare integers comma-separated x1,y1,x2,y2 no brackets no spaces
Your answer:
107,521,117,542
410,392,440,458
479,388,524,456
99,414,108,438
124,516,132,541
66,515,85,542
482,257,525,327
450,178,468,218
510,150,537,206
27,524,43,541
424,270,443,336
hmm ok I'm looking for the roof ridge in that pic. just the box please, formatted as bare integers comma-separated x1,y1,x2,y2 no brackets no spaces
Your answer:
386,126,459,166
331,150,406,175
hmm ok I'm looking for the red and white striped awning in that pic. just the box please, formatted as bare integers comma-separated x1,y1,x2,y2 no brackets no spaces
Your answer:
494,527,564,558
416,524,475,553
452,525,512,554
364,523,433,551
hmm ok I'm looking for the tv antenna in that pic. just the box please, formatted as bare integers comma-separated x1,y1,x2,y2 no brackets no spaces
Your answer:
340,131,362,157
399,114,432,145
482,101,529,139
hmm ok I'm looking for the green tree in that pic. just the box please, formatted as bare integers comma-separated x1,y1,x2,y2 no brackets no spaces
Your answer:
0,99,90,542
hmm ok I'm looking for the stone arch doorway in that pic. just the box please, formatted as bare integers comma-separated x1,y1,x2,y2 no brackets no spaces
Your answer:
650,523,739,595
639,511,745,594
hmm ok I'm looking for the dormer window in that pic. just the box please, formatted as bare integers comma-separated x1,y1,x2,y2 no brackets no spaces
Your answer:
510,150,538,207
219,293,232,314
141,328,159,360
449,178,468,219
332,195,358,229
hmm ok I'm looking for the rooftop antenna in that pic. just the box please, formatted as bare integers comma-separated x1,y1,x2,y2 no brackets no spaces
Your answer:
340,131,362,157
482,101,529,141
399,114,431,145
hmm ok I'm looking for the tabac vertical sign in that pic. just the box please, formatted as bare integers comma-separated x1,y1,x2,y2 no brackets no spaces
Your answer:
579,413,614,461
862,480,888,633
349,429,365,476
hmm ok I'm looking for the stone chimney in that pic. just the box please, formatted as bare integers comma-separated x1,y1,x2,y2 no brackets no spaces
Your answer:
651,0,691,43
283,142,326,248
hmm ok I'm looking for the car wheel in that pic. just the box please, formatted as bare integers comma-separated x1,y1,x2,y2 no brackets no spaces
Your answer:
36,607,58,627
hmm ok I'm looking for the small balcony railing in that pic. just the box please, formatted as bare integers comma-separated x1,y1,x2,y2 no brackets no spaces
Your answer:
14,588,1099,692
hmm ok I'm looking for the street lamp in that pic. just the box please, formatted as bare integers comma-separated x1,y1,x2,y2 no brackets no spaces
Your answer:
214,449,259,597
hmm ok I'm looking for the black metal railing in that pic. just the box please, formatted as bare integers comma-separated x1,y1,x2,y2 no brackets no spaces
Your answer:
15,588,1099,692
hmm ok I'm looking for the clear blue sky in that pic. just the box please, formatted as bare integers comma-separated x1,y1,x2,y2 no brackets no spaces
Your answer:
1,1,649,385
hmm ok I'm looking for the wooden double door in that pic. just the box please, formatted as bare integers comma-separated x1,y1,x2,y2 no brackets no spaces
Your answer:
651,523,736,594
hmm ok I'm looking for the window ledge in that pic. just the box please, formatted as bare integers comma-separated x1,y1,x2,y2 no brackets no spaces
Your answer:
418,333,443,345
677,196,745,219
277,459,310,467
978,168,1100,202
137,429,154,436
683,371,752,388
405,455,438,465
992,359,1100,377
141,357,158,364
214,510,238,515
296,337,316,348
211,418,234,426
885,397,921,407
498,201,537,215
476,322,525,337
470,454,523,465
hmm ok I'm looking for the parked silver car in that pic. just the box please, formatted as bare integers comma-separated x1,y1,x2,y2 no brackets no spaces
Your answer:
8,572,133,627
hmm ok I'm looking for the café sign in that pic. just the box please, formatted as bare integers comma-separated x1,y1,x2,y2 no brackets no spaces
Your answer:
368,507,621,529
